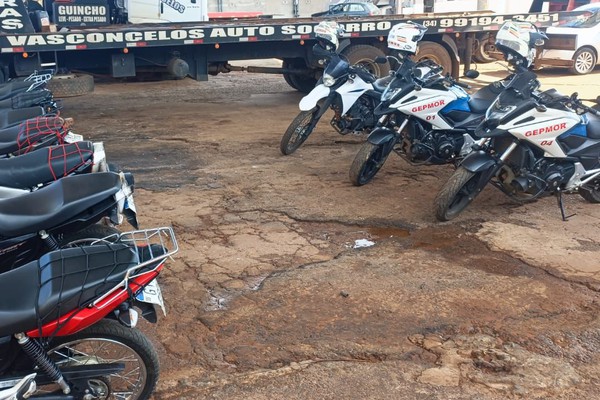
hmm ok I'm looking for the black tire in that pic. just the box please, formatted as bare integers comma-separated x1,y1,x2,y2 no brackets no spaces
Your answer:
280,109,319,155
341,45,390,77
282,58,318,93
571,47,597,75
349,141,394,186
46,319,159,400
415,41,453,76
472,33,496,63
47,73,94,98
579,181,600,203
282,60,297,90
59,224,121,247
434,166,484,221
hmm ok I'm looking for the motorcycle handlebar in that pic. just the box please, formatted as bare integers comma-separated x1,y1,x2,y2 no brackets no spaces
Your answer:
454,80,471,89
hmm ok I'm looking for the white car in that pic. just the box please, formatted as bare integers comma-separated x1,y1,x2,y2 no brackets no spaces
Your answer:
538,3,600,74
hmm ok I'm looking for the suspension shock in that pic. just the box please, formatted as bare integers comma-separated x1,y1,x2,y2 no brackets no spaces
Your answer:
39,230,60,251
15,333,71,394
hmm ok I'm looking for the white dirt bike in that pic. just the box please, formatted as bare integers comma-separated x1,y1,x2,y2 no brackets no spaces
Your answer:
280,44,389,155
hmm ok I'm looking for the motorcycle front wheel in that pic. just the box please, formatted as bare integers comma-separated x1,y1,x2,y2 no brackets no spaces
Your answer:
280,108,319,155
434,166,484,221
45,319,159,400
349,141,395,186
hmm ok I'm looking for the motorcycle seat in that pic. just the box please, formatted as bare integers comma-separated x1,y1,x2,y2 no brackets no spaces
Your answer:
0,243,138,337
0,107,45,129
373,75,393,92
0,172,121,237
0,117,64,156
0,90,52,110
0,81,34,101
586,112,600,139
0,141,94,190
467,81,505,114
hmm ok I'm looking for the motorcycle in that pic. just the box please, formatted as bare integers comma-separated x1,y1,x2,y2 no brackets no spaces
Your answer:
433,68,600,221
0,226,178,400
347,54,508,186
0,171,138,273
280,22,389,155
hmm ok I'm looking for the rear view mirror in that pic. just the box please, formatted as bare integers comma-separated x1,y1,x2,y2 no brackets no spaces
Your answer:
464,69,479,79
374,56,388,64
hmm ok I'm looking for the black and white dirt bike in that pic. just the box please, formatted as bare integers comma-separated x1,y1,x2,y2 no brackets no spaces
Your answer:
280,44,390,155
434,68,600,221
348,54,508,186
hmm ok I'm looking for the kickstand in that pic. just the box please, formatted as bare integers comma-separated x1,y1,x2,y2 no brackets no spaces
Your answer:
557,191,576,221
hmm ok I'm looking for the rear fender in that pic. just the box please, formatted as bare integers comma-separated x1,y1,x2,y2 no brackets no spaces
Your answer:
367,127,397,145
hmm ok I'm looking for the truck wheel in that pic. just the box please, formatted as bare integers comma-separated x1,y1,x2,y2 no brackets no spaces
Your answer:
282,58,318,93
571,47,597,75
47,73,95,97
472,33,496,63
341,45,390,77
415,41,452,76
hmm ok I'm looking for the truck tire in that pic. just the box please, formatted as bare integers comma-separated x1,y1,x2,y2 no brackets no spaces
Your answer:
415,41,452,76
341,45,390,77
47,73,95,97
571,47,597,75
282,58,318,93
472,33,496,63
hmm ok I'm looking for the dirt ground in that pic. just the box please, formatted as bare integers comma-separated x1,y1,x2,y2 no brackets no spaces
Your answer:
62,62,600,399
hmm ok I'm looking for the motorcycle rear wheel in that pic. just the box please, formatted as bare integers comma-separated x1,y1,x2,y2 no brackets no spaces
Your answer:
434,167,483,221
280,109,319,155
349,141,394,186
45,319,159,400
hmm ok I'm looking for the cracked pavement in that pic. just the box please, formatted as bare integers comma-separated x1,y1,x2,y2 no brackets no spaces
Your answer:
63,63,600,399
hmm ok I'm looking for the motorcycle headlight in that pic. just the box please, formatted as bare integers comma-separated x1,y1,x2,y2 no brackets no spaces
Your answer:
382,87,401,102
323,74,336,87
485,102,516,121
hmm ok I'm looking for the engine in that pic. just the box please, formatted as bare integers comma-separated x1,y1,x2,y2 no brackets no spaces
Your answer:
402,121,465,164
503,159,576,197
331,97,376,135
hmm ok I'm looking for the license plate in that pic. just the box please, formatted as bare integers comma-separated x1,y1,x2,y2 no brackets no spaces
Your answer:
136,279,166,316
64,132,84,143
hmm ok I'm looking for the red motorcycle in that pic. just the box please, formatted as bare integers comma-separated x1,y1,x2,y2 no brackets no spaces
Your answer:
0,227,178,400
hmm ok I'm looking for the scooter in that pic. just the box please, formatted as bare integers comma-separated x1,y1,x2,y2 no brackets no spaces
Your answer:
0,227,177,400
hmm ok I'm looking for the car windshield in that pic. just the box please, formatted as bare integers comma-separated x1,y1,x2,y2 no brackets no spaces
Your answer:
559,7,600,28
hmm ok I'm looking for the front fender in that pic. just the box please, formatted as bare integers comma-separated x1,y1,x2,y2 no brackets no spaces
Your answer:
460,150,498,173
367,127,397,145
299,84,331,111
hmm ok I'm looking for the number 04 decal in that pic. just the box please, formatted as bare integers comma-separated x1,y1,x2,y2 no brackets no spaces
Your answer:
540,140,554,146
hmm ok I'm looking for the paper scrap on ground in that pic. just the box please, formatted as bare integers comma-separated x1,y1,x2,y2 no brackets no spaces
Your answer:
353,239,375,249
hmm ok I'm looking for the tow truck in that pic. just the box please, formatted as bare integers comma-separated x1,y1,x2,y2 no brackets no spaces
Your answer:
0,0,591,95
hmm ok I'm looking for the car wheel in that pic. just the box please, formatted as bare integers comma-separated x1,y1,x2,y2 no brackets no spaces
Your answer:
571,47,597,75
